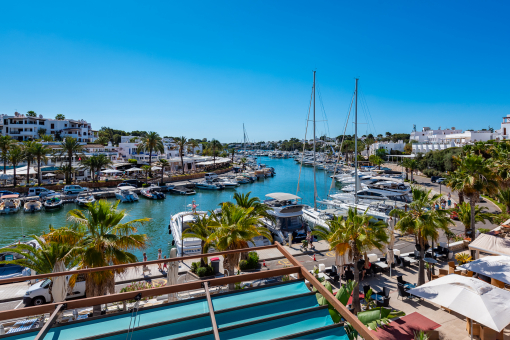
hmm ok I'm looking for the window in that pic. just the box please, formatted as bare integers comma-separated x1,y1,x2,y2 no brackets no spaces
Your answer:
65,124,67,127
51,124,54,129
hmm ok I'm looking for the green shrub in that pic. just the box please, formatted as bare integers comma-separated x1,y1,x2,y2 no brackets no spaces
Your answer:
239,260,249,270
478,228,491,234
239,252,259,271
128,159,137,164
196,267,207,277
191,261,199,273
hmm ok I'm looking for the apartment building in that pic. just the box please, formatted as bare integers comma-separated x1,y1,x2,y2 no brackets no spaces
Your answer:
0,112,98,142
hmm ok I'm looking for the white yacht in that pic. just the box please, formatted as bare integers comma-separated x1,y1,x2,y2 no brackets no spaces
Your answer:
76,193,96,206
330,188,411,203
169,204,207,256
195,180,224,190
23,200,42,213
213,177,239,188
302,207,346,230
261,193,308,244
115,186,139,202
0,195,21,214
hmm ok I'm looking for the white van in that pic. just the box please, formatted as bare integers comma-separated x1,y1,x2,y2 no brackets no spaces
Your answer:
62,185,88,195
204,173,218,181
27,187,55,198
23,273,86,306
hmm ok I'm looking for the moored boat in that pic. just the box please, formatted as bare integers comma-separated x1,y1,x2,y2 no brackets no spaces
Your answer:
115,186,139,202
43,195,63,210
76,193,96,206
0,195,21,214
23,200,42,213
140,185,166,199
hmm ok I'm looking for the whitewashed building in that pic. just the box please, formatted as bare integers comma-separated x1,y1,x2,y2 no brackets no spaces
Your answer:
0,112,98,142
368,141,405,156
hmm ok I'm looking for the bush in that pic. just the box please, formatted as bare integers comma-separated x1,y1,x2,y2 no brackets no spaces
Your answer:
128,159,137,164
239,260,249,270
191,261,199,273
196,267,207,277
478,228,491,234
239,252,260,271
120,281,164,302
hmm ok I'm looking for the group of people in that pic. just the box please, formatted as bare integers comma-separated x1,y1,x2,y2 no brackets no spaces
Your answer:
434,192,452,210
142,249,168,275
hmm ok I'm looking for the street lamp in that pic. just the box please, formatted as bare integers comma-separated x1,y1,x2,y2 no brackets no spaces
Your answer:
439,182,442,195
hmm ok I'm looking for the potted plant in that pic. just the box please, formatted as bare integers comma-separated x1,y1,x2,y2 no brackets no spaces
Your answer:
455,253,472,266
301,239,308,251
444,229,455,259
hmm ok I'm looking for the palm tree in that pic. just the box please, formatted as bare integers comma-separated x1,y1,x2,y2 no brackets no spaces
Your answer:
445,171,465,204
60,137,83,184
451,202,493,235
141,165,151,184
8,145,24,187
210,139,222,167
41,134,53,142
229,148,236,162
368,155,384,170
137,132,164,177
208,203,272,290
401,158,418,182
22,141,37,185
183,214,215,267
46,200,149,315
315,208,388,314
240,157,247,171
32,143,50,185
159,159,169,184
453,153,498,239
232,192,275,223
391,187,453,286
0,235,78,276
0,136,15,185
496,188,510,213
173,136,189,175
82,155,112,182
188,140,200,155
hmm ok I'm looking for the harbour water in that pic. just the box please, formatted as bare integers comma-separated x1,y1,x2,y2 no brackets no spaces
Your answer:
0,157,342,259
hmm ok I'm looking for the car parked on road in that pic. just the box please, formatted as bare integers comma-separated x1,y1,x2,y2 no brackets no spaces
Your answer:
27,187,56,198
120,179,144,188
62,185,88,195
431,176,446,183
23,272,86,306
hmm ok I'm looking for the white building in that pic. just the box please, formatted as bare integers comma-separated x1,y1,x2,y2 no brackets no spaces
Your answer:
369,141,405,156
0,112,98,142
410,127,463,143
496,114,510,140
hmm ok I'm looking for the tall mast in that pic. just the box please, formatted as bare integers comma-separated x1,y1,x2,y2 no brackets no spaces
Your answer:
313,71,317,210
354,78,359,204
243,123,246,154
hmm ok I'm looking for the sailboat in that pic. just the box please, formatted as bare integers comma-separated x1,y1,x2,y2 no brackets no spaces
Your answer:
301,72,346,229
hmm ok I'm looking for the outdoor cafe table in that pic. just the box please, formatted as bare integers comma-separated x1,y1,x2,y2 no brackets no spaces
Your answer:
373,262,388,269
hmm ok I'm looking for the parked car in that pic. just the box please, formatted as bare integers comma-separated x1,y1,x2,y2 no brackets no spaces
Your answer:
121,179,144,188
436,178,446,184
23,272,86,306
431,176,446,183
204,173,218,181
27,187,55,198
62,185,88,195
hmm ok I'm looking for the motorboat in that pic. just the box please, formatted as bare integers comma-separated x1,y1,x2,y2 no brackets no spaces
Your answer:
330,188,411,203
195,180,224,190
140,185,166,199
169,186,196,195
213,178,239,188
43,195,63,210
23,200,42,213
0,195,21,214
261,193,308,244
235,176,251,184
0,239,40,280
169,201,207,256
115,186,139,202
76,193,96,206
302,207,346,230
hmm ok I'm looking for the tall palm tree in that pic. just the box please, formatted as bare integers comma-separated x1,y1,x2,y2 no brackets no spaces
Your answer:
159,159,169,184
208,203,272,290
0,136,15,185
232,192,275,223
496,188,510,213
391,187,453,286
8,145,24,187
451,202,493,235
82,154,112,182
210,139,222,166
46,200,149,315
183,214,215,267
401,158,418,182
32,143,50,185
453,153,498,239
445,171,465,204
141,165,151,184
229,148,236,162
60,137,83,184
22,141,37,185
173,136,189,175
316,208,388,314
188,140,200,155
0,235,78,276
137,132,164,177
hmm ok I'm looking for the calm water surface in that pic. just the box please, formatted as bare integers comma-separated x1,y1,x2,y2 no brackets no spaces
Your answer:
1,157,342,259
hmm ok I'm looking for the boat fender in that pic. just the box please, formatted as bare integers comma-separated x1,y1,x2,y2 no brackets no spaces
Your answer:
171,240,175,246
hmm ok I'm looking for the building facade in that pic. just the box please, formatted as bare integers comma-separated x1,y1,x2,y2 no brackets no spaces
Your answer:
0,112,98,142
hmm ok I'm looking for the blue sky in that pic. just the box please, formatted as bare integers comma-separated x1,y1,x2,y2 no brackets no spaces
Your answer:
1,1,509,142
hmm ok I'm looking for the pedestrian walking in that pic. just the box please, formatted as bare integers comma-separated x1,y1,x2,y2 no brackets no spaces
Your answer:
447,198,451,208
163,255,168,271
157,249,163,271
142,252,151,275
441,201,446,210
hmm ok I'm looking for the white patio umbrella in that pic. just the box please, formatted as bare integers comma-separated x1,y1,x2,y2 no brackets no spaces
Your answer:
167,248,179,302
408,274,510,335
459,256,510,285
191,162,196,172
170,163,176,173
101,169,121,174
152,166,162,171
51,261,68,303
125,167,143,172
43,173,56,177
